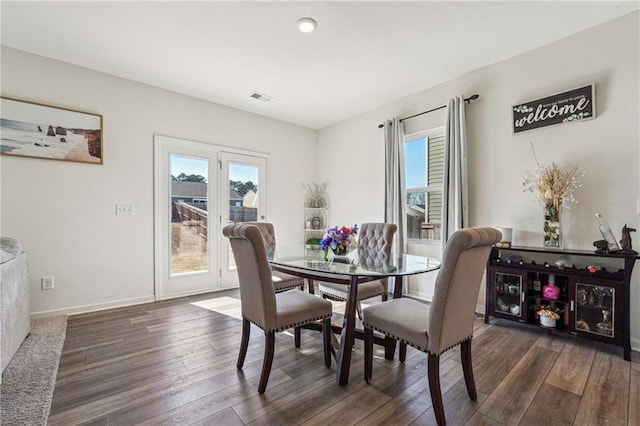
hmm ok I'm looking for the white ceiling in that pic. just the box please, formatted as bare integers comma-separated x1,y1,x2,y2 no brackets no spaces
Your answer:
1,1,638,130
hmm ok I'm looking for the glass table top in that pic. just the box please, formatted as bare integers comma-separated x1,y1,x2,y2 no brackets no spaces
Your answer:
268,245,441,278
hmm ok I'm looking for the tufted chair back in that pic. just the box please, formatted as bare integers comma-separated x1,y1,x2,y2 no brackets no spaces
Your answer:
357,223,397,252
250,222,277,250
427,227,501,354
357,223,397,281
222,223,277,331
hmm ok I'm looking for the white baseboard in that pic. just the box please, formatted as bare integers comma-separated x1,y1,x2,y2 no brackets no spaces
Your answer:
30,295,156,319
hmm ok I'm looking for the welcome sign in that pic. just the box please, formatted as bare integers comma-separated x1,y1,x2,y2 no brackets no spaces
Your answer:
512,84,595,133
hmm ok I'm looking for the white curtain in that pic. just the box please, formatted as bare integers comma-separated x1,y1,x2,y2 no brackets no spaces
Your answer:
441,96,469,254
383,117,407,254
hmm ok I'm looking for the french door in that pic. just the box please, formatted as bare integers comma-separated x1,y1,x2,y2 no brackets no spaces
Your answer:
219,152,267,285
154,135,268,299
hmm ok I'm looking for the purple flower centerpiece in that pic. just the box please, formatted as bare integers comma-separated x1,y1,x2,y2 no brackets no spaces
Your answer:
321,224,358,260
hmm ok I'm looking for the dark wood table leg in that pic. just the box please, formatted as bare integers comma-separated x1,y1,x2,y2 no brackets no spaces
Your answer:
384,276,404,360
393,275,404,299
307,278,315,294
336,275,359,385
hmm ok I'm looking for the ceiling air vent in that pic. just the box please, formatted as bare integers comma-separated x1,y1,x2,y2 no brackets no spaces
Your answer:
250,91,273,102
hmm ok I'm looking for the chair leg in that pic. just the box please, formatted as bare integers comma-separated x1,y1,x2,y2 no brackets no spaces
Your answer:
322,318,332,367
364,326,374,382
428,353,446,426
258,332,275,394
399,342,407,363
294,327,301,348
461,339,477,400
384,335,396,360
237,318,250,369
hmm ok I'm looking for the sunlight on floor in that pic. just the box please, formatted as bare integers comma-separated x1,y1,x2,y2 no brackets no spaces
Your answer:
190,295,363,322
191,296,243,319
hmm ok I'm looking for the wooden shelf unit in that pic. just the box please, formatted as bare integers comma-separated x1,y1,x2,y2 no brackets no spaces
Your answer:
484,245,638,360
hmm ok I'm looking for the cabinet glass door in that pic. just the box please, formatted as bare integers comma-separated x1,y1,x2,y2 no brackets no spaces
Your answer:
495,272,523,318
574,283,614,338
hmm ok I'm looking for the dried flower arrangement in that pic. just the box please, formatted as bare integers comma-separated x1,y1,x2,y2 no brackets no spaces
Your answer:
302,181,328,208
521,142,584,247
521,143,584,207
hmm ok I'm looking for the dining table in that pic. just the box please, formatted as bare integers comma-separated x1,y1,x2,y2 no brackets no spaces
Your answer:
268,245,441,385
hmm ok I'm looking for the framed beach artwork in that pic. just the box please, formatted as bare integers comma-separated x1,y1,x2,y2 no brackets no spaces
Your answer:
0,96,103,164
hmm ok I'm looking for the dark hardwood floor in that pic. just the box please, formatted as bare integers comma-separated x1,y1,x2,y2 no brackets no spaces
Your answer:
50,289,640,425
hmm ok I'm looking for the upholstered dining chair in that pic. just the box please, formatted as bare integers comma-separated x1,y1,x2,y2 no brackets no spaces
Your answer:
223,223,333,394
362,227,501,426
250,222,306,293
318,222,397,319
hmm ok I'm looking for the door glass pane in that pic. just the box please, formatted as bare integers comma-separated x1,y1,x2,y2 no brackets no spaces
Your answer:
228,163,259,223
227,163,259,271
575,283,614,337
170,156,209,275
495,273,522,317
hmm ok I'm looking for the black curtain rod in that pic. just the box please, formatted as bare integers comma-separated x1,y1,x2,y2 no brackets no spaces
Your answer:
377,94,480,128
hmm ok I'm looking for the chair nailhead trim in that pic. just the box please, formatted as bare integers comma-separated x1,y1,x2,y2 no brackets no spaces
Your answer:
246,314,332,333
317,290,348,301
274,284,304,293
318,286,385,301
363,323,472,355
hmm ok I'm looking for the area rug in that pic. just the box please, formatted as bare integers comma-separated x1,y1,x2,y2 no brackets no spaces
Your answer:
1,315,68,426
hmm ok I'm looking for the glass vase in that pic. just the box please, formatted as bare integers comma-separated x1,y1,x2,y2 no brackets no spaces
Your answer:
543,199,562,248
323,245,347,261
333,246,348,256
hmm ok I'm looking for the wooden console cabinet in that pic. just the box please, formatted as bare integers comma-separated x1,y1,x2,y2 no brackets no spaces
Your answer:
484,245,638,360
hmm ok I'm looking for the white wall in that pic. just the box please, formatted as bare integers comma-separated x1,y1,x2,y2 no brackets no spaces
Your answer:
318,13,640,345
0,47,318,317
1,12,638,347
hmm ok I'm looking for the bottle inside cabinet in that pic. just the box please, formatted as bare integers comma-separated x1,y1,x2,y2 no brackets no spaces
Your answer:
574,283,615,338
526,272,569,302
526,272,569,329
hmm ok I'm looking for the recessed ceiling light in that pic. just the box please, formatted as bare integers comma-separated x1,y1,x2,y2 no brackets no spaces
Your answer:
297,17,317,33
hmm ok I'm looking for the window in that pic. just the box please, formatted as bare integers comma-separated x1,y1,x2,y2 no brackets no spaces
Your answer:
404,127,445,241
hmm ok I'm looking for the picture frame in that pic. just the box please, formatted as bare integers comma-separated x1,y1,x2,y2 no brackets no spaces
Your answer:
1,96,103,164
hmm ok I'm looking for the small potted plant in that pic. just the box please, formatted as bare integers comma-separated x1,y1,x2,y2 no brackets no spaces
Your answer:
305,237,322,250
533,304,563,328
